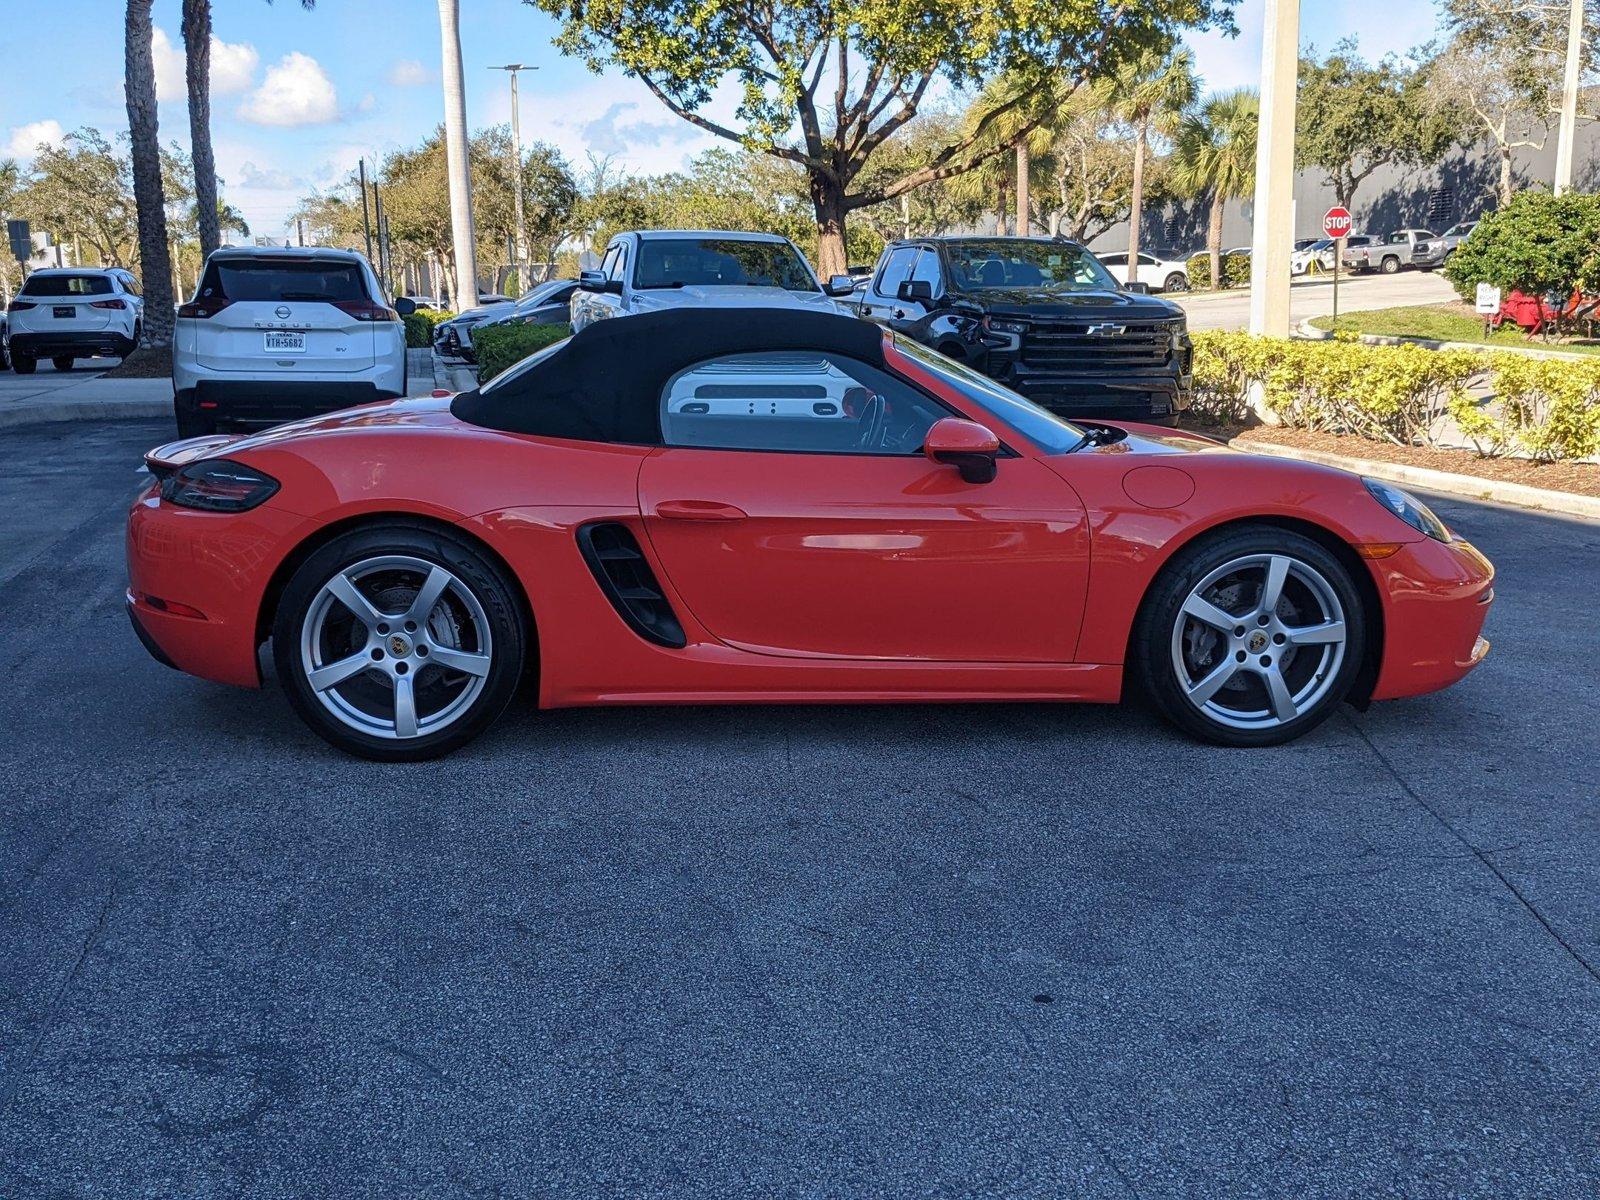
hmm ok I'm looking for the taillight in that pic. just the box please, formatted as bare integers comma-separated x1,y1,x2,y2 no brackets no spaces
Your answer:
333,300,399,322
177,296,231,319
7,300,35,312
160,459,280,512
91,298,127,310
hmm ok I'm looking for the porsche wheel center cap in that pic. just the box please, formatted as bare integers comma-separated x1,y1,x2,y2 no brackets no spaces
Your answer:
1247,631,1269,654
388,634,412,657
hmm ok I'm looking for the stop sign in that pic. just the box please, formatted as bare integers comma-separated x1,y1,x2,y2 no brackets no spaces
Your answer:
1323,206,1353,238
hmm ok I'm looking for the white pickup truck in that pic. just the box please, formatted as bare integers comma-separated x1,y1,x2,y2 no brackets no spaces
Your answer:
570,230,856,331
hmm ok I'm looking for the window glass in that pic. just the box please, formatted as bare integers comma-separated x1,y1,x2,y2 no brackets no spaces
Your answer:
661,352,950,455
875,246,918,297
478,337,571,393
20,273,113,297
889,335,1083,454
945,240,1116,292
1097,253,1126,267
198,258,368,302
908,248,942,293
1138,254,1159,266
633,237,816,291
1386,232,1411,244
118,272,141,296
607,243,629,282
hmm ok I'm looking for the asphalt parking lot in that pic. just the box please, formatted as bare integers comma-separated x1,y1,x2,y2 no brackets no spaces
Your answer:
2,419,1598,1198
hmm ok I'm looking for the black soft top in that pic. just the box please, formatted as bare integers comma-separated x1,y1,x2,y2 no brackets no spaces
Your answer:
451,307,886,444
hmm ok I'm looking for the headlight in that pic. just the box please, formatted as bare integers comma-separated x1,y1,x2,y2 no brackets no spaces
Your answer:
1363,478,1450,542
983,317,1028,335
161,459,280,512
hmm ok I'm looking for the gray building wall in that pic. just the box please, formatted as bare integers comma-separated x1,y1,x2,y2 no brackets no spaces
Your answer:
1083,121,1600,256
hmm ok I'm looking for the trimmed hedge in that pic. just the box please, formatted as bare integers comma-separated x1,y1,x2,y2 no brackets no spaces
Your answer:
1190,332,1600,461
403,309,455,348
1185,252,1251,290
474,321,573,382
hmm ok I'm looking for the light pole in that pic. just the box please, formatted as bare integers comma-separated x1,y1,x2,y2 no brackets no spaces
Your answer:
489,63,537,290
1553,0,1585,194
1247,0,1299,342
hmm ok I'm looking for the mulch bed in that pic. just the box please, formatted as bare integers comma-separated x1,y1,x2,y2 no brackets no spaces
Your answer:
1186,422,1600,500
101,346,172,379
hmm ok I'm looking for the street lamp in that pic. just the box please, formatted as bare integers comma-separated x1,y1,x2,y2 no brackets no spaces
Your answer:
488,63,538,290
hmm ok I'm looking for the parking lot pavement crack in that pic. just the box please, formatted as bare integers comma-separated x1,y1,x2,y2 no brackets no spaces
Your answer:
0,880,117,1117
1345,714,1600,988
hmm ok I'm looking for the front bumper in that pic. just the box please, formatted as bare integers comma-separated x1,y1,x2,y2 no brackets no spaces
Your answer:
997,367,1192,424
8,329,133,357
1369,536,1496,701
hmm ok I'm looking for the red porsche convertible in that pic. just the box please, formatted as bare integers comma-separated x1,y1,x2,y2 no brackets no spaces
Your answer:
127,309,1493,760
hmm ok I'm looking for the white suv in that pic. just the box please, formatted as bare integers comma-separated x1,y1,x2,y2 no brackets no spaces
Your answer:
5,267,143,373
173,246,406,437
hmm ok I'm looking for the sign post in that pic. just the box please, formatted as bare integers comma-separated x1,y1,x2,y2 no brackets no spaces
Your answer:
1323,207,1352,331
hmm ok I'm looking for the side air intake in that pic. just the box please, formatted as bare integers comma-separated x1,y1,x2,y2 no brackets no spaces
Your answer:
575,523,687,648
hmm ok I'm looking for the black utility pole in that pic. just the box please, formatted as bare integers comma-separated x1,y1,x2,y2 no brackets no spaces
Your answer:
358,157,374,263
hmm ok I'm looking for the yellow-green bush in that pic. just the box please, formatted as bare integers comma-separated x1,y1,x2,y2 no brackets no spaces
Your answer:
403,309,455,348
1192,333,1600,460
1185,252,1251,290
474,321,572,382
1452,354,1600,462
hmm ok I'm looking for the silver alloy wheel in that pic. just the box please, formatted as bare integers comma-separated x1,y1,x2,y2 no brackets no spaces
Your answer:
1169,552,1348,731
299,554,493,740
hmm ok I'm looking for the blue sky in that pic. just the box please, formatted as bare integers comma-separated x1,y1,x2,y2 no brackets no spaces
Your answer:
0,0,1446,240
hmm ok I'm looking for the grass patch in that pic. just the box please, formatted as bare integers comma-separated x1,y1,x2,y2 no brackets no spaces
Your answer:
1310,302,1600,356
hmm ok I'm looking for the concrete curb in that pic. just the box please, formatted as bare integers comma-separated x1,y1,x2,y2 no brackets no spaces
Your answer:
1294,317,1595,361
1239,438,1600,522
0,398,169,429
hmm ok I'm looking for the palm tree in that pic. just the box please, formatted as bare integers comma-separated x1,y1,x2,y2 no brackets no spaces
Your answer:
951,73,1058,236
1110,48,1196,286
438,0,479,308
1171,89,1259,291
126,0,175,350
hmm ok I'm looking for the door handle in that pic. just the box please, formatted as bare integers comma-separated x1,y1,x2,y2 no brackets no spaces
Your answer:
654,499,748,522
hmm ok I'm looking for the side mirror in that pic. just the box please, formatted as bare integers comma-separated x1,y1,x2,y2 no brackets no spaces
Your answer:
579,270,623,295
1122,280,1152,295
898,279,934,304
393,296,416,316
825,274,856,296
924,417,1000,484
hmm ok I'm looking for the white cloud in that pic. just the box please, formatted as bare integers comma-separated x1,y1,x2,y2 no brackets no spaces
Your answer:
153,27,259,103
386,59,436,88
238,52,339,127
237,161,301,190
357,93,377,114
5,119,65,160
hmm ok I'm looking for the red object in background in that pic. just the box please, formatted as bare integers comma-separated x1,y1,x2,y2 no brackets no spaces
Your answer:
1322,206,1353,238
126,325,1494,757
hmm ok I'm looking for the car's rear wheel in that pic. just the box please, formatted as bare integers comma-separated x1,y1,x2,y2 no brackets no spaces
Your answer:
1133,527,1365,746
1381,255,1401,274
1163,272,1189,293
273,524,527,761
52,355,74,372
12,353,36,375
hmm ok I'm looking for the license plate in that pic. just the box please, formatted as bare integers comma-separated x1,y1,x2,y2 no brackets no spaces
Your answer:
264,331,305,353
53,306,73,318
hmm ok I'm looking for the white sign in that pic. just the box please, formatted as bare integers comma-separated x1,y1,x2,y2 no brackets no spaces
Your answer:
1475,283,1502,315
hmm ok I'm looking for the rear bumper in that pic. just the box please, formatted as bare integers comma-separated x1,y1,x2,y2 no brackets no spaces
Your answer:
176,379,398,428
7,329,133,357
1370,537,1496,700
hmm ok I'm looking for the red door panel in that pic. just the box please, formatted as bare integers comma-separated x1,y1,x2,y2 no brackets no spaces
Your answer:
637,448,1090,662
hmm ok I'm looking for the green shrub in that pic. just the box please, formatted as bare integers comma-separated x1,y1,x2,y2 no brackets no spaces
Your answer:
474,321,573,382
403,309,454,348
1442,190,1600,301
1185,252,1251,290
1452,353,1600,462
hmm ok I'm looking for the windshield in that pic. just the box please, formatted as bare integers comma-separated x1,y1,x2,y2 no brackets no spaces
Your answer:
634,238,818,292
20,273,113,297
517,279,573,306
1444,222,1475,237
479,336,571,393
888,334,1083,453
945,240,1117,292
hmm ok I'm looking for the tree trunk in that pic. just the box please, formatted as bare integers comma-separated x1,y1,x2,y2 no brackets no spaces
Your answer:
182,0,220,260
810,173,849,279
125,0,174,347
1126,122,1147,286
437,0,479,307
1497,145,1514,206
1207,191,1224,290
1016,141,1030,237
996,174,1011,236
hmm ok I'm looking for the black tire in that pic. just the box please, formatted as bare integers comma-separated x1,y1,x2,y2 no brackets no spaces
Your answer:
174,407,216,439
1380,256,1400,275
272,522,528,761
12,353,36,375
1132,526,1367,747
1163,272,1189,293
52,355,74,372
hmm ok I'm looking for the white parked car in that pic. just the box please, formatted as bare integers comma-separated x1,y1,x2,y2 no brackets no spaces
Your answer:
1094,250,1191,293
570,230,855,331
173,246,406,437
4,267,143,373
1290,239,1337,275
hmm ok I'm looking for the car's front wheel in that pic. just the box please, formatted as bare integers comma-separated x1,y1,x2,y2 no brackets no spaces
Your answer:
1163,272,1189,293
1133,527,1366,746
1381,256,1401,274
273,524,528,760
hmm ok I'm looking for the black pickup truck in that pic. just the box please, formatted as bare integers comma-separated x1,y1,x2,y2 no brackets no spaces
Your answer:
850,236,1193,425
